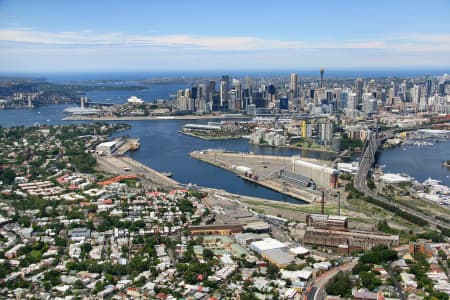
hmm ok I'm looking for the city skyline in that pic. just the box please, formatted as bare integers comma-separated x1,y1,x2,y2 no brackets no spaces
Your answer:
0,0,450,72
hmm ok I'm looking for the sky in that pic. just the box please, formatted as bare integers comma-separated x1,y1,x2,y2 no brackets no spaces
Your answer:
0,0,450,73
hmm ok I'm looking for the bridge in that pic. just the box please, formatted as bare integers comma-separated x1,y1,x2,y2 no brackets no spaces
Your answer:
354,129,450,230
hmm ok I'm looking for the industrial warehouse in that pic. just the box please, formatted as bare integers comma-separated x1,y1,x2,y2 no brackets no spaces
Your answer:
290,157,339,189
303,213,399,253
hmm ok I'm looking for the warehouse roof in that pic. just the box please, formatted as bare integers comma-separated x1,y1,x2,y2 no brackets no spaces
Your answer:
250,238,285,252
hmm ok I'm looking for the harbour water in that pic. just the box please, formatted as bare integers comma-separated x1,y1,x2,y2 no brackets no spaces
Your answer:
0,104,332,203
1,73,449,202
377,140,450,187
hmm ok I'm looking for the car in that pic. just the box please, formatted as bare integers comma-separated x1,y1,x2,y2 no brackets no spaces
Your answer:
123,167,131,172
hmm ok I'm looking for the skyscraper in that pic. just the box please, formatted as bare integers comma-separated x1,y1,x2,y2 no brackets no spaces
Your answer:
355,78,363,108
290,73,298,98
207,80,215,103
426,77,433,98
220,75,230,109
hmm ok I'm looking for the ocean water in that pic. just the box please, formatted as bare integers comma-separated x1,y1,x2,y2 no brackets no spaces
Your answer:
2,68,449,84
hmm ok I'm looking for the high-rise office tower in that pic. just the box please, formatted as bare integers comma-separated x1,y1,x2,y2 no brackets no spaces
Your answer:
341,89,349,110
334,88,342,110
290,73,298,98
190,86,198,100
355,78,363,107
426,77,433,98
220,75,230,108
411,85,421,104
367,79,376,92
387,87,395,106
197,83,206,100
207,80,215,103
234,81,243,110
347,92,358,110
219,80,228,106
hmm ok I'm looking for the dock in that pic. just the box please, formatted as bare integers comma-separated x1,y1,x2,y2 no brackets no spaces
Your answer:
96,137,177,187
114,138,140,155
189,150,325,203
96,155,178,187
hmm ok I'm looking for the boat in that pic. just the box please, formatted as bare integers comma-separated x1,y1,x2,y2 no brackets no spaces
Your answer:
128,96,144,104
161,172,172,177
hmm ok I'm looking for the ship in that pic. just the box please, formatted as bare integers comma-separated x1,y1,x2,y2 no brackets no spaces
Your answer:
161,172,173,177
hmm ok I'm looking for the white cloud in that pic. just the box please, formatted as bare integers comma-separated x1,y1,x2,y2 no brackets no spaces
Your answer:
2,28,449,52
0,28,304,50
1,28,450,71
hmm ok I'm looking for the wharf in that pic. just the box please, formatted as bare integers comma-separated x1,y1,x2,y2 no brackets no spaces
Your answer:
179,130,242,140
114,138,140,155
96,137,177,187
96,155,178,187
189,150,324,203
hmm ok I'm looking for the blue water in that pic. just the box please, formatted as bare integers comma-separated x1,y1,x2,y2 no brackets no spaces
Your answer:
0,105,330,203
86,83,187,104
2,71,449,200
2,68,449,84
378,141,450,187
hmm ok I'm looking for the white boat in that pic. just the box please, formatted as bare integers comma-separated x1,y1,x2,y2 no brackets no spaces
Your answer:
423,177,442,186
127,96,144,104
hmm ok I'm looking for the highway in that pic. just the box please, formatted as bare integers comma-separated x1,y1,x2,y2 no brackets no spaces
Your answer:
354,130,450,230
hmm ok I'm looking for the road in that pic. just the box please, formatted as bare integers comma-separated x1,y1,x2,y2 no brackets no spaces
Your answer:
387,267,407,300
308,258,359,300
354,130,450,230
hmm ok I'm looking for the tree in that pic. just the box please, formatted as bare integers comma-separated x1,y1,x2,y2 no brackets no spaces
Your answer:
266,263,279,280
360,271,381,290
326,271,352,297
43,269,61,286
203,248,214,261
0,168,16,185
359,245,398,264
